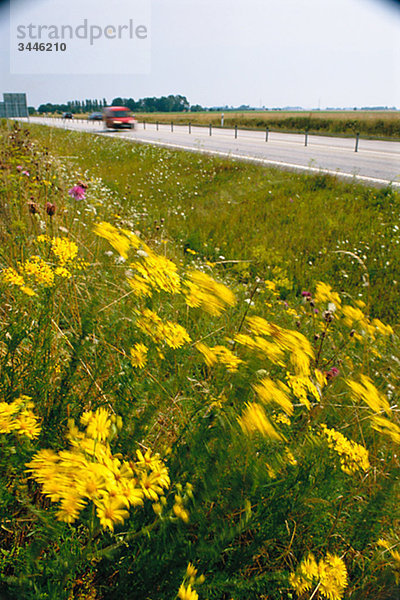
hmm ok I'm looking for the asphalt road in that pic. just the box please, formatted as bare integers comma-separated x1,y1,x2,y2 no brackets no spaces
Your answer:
25,117,400,187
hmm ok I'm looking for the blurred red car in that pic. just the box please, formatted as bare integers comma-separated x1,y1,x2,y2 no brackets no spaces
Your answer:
103,106,136,129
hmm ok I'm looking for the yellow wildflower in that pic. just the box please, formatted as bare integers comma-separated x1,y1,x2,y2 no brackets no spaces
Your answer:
246,317,314,376
195,342,218,367
239,402,283,440
57,491,87,524
234,332,285,365
94,221,131,259
0,396,41,439
314,282,342,310
130,252,181,294
130,343,148,368
186,563,198,579
54,266,72,278
321,424,370,475
95,496,129,532
253,377,293,415
273,413,291,426
184,270,235,316
290,553,347,600
196,342,242,372
286,373,320,410
318,553,348,600
162,322,191,349
51,237,78,265
371,416,400,444
136,309,191,349
347,375,391,415
2,267,25,288
178,583,198,600
371,318,393,336
22,256,54,287
81,407,112,442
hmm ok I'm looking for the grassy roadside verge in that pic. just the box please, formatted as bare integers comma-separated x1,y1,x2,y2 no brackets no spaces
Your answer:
28,123,400,321
1,120,399,600
133,110,400,140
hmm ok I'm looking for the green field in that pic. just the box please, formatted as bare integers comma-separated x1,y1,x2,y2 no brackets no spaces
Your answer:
134,110,400,140
0,121,399,600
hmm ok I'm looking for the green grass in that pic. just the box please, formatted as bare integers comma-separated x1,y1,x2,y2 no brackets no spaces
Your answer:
134,110,400,140
0,120,399,600
29,123,400,321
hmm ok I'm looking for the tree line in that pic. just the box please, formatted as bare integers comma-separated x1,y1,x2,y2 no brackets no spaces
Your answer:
36,95,204,114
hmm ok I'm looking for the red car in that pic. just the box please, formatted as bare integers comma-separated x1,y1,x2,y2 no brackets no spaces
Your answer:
103,106,136,129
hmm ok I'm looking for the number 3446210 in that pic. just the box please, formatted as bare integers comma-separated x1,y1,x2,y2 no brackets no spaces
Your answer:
18,42,67,51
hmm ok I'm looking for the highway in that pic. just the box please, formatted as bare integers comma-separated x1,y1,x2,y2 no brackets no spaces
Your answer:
24,117,400,187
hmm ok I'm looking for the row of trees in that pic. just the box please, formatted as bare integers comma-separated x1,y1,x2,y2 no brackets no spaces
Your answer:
111,95,192,112
37,99,108,114
36,95,203,114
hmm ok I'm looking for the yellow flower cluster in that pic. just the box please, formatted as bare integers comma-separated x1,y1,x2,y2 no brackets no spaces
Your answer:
184,270,236,316
23,255,55,286
370,415,400,444
236,316,314,377
253,377,293,416
95,222,237,322
347,375,391,415
26,408,170,530
173,493,190,523
321,424,370,475
348,376,400,444
130,343,148,368
341,304,394,341
314,282,342,310
136,308,191,349
0,395,41,439
289,553,348,600
50,237,78,266
195,342,243,372
2,267,35,296
238,402,283,441
3,236,83,296
313,283,393,343
129,252,181,296
286,373,321,410
178,583,198,600
177,562,205,600
93,222,138,259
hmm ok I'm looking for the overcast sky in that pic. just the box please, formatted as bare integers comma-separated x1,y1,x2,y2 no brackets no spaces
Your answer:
0,0,399,109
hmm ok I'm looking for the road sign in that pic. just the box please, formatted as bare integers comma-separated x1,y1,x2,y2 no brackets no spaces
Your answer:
1,93,28,117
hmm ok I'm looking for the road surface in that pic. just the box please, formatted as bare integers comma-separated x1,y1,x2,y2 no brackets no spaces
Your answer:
24,117,400,188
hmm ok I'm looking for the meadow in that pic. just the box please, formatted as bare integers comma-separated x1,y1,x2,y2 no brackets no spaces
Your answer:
0,120,399,600
133,110,400,140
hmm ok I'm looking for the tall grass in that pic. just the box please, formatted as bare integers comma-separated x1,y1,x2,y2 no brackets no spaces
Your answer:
134,110,400,140
0,120,399,600
29,123,400,321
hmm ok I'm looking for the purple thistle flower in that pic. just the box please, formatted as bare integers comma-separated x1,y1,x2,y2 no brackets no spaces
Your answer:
68,185,86,201
325,367,340,381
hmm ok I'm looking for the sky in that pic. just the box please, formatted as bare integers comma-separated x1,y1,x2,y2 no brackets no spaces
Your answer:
0,0,399,109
